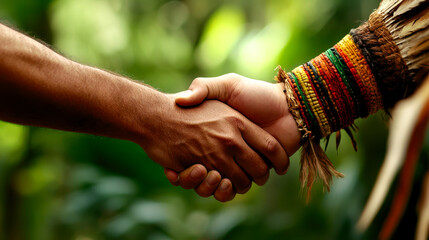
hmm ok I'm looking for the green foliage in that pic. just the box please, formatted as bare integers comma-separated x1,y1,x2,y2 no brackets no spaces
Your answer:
0,0,421,239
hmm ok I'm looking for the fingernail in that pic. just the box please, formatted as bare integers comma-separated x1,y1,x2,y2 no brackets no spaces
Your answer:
173,174,180,182
190,166,203,180
207,172,218,185
176,90,193,99
278,168,288,175
220,181,230,192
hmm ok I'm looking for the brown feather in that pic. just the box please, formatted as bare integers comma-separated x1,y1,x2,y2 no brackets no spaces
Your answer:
400,11,429,38
416,170,429,240
349,0,429,235
379,79,429,240
393,0,428,17
324,135,331,152
378,0,429,78
300,140,344,202
297,0,429,204
344,127,358,152
335,131,341,151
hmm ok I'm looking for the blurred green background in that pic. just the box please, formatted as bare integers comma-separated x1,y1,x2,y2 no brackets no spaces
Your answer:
0,0,425,239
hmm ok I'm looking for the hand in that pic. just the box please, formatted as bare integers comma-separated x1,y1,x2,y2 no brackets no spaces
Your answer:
164,164,236,202
177,73,301,155
139,94,289,199
0,24,287,202
165,73,302,201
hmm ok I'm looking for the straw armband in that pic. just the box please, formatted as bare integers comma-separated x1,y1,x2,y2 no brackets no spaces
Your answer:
276,12,413,199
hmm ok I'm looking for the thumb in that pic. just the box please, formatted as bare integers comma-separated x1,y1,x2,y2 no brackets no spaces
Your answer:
175,88,206,107
175,76,234,106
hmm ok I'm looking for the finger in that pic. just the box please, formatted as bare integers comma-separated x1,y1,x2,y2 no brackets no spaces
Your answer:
175,80,208,106
177,164,208,189
240,118,290,175
234,143,270,186
175,74,238,106
164,168,180,186
195,170,221,198
220,157,252,194
175,89,203,106
214,179,236,202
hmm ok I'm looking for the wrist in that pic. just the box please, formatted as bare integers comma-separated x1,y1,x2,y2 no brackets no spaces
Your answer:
273,82,302,155
125,88,175,147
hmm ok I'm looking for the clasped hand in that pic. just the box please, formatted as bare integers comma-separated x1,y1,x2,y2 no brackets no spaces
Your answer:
158,73,301,202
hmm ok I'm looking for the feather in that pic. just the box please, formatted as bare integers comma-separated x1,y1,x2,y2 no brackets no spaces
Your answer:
356,0,429,233
378,0,429,77
391,0,428,17
300,140,344,202
379,98,429,240
292,0,429,207
400,11,429,38
416,171,429,240
324,135,331,152
335,130,341,151
357,74,429,232
344,127,358,152
408,36,429,84
351,123,359,132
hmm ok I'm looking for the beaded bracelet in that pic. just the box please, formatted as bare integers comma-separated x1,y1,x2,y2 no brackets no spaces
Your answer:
276,12,412,198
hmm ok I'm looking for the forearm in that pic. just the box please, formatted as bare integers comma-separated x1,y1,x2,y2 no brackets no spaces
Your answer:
279,12,422,141
274,8,428,197
0,23,164,143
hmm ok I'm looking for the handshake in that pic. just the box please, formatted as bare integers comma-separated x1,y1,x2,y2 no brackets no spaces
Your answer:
0,23,301,203
145,73,302,202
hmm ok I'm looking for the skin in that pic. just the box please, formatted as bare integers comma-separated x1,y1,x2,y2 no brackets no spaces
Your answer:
0,23,290,201
165,74,302,200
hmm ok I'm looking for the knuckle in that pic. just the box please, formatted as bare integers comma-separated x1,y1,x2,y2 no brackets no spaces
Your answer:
192,77,202,85
222,73,242,100
225,115,245,131
222,136,239,149
224,73,239,79
265,137,279,155
191,77,205,88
